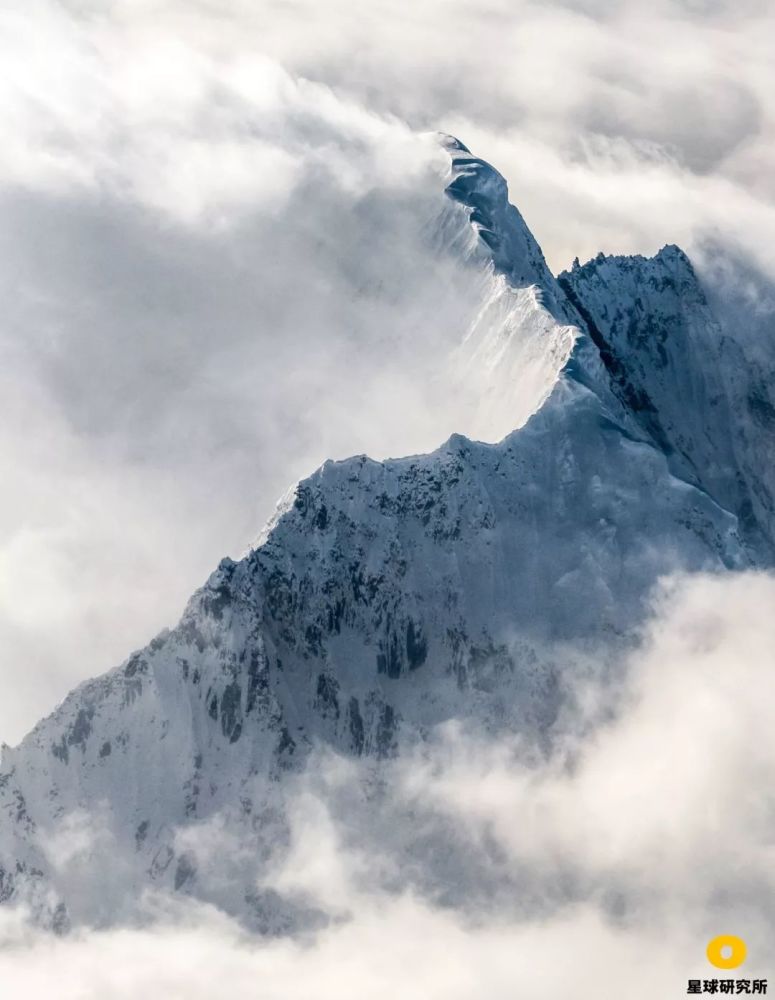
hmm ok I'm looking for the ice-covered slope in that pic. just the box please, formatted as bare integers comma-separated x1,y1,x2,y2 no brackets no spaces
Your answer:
0,138,768,930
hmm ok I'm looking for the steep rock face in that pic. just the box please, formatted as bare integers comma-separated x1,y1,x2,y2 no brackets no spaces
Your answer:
0,138,768,930
559,249,775,555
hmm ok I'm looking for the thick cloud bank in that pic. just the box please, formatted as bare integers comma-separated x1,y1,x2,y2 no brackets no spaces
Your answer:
2,571,774,997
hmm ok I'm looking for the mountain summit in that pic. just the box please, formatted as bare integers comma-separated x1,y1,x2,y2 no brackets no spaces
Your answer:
1,138,773,930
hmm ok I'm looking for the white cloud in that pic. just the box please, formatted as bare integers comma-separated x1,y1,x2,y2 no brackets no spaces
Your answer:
0,900,686,1000
2,572,775,997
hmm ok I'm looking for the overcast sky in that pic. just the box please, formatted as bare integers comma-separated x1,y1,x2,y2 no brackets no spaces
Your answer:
1,0,774,747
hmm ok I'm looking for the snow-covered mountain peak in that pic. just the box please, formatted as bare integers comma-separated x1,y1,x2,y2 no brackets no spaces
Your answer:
559,243,775,555
440,136,580,441
564,243,706,317
2,137,774,932
442,134,571,324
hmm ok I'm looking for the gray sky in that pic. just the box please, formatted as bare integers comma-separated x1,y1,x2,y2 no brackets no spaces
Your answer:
1,0,774,745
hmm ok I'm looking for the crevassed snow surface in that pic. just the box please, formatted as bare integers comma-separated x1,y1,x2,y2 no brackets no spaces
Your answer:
1,136,772,930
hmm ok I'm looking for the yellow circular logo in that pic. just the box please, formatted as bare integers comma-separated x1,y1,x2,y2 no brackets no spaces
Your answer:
707,935,747,970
